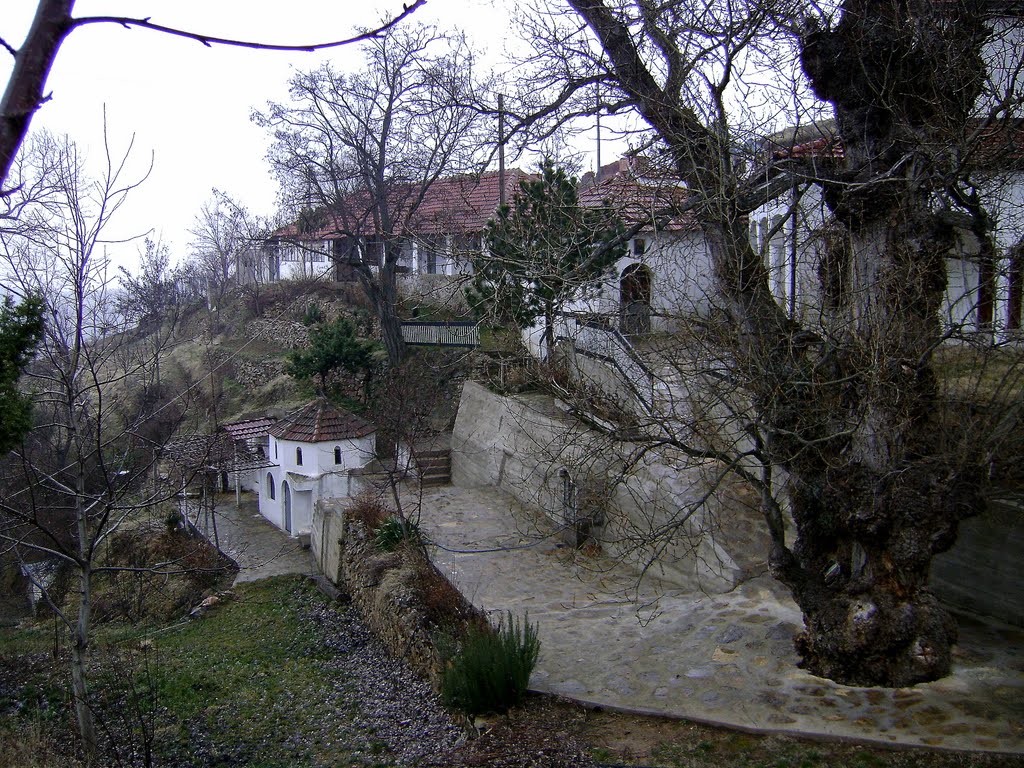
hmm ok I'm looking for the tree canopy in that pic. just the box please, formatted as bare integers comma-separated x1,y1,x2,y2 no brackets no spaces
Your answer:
287,316,376,397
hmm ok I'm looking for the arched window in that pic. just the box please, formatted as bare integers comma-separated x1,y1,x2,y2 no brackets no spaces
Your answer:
296,447,303,466
620,263,652,336
267,473,275,500
334,446,342,465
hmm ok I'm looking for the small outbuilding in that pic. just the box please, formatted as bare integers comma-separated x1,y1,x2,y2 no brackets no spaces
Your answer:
258,399,376,536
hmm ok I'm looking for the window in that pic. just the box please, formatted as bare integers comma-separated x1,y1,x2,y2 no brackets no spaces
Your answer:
633,238,646,257
421,235,445,275
267,473,275,500
362,237,384,267
334,446,342,465
273,440,278,459
296,447,303,466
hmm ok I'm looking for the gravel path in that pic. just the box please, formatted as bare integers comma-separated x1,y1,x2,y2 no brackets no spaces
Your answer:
300,594,468,765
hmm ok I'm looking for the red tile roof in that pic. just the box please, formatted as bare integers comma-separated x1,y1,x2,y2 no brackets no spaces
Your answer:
220,417,276,442
274,160,706,241
273,170,534,241
269,399,375,443
578,163,698,232
774,120,1024,169
407,169,533,234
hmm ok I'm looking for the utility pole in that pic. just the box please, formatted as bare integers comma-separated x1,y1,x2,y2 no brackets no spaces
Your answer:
498,93,506,207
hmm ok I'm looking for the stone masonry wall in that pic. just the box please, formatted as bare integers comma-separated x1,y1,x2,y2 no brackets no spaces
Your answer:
312,498,484,685
930,498,1024,627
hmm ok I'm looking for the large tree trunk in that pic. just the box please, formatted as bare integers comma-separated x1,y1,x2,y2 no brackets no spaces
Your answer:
355,256,406,367
773,1,990,684
569,0,993,686
771,215,971,685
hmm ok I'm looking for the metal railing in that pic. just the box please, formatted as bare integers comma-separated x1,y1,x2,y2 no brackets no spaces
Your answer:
555,312,657,415
401,321,480,347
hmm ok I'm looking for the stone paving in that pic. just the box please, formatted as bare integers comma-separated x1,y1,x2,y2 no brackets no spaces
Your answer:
211,494,315,584
418,484,1024,754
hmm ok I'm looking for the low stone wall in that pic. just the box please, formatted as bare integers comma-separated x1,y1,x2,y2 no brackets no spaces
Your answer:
234,359,287,391
244,318,310,349
312,498,482,685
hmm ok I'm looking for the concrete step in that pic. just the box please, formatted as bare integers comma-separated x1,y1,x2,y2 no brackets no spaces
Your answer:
416,457,451,470
415,448,451,460
415,449,451,487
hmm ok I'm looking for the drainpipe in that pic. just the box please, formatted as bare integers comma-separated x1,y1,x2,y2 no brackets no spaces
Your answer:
789,181,799,319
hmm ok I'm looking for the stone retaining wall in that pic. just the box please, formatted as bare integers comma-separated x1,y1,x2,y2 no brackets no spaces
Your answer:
312,498,482,685
451,380,770,593
244,318,310,349
930,498,1024,627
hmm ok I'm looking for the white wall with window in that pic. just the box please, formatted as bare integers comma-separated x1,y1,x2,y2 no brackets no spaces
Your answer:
259,432,376,536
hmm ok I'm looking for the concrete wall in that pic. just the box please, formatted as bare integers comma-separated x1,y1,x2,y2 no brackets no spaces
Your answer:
451,381,771,592
930,498,1024,627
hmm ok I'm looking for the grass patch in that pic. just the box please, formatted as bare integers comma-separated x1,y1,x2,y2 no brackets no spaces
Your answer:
374,516,423,552
0,576,405,767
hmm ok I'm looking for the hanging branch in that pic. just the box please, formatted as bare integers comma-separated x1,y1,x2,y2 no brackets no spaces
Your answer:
0,0,425,187
69,1,426,52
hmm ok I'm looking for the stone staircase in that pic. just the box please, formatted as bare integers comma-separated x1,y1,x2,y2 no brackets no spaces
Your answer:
414,448,452,487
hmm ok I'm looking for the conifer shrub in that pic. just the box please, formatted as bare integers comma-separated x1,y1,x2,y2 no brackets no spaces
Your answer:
440,611,540,717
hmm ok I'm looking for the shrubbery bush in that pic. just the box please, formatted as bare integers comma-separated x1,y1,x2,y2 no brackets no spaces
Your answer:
374,515,423,552
440,611,540,717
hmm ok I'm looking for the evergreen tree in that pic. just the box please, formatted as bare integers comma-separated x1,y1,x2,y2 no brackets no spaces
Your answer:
0,294,44,452
287,316,376,396
470,160,626,356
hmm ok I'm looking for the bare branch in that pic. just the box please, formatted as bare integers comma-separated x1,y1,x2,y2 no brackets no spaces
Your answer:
70,1,426,52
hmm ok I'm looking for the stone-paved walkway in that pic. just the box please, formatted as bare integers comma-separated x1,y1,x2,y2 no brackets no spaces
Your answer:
211,494,315,584
418,484,1024,754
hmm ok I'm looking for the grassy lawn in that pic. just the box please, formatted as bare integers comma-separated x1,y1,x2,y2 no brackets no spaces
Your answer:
0,576,411,767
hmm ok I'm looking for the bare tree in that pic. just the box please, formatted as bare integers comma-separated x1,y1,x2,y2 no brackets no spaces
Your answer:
501,0,1024,686
257,22,493,365
0,0,425,187
0,129,198,764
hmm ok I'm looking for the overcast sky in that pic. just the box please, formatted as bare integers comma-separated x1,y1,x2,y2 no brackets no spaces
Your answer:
4,0,572,272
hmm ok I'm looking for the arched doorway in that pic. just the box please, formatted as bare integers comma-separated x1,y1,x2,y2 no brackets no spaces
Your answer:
620,263,652,335
282,480,292,533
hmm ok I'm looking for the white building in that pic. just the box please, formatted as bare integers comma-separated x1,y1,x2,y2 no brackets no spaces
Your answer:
259,399,376,536
748,126,1024,338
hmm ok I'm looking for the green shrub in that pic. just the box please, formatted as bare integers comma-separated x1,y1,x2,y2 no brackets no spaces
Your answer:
440,612,540,717
374,516,422,552
303,302,323,326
